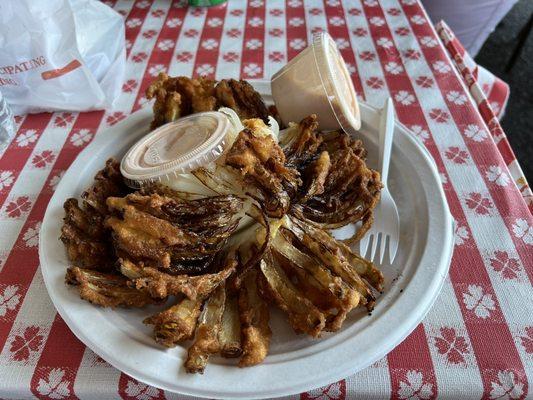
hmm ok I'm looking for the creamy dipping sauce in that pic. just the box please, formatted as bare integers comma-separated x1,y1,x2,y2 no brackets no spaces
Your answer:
271,32,361,134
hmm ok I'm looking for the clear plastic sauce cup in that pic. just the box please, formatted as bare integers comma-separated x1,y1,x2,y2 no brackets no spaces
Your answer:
271,32,361,134
121,111,229,188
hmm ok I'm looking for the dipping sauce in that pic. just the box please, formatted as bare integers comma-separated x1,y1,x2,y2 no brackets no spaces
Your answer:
121,112,230,188
271,32,361,134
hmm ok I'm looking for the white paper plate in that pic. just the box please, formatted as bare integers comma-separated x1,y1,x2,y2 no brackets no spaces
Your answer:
40,85,454,399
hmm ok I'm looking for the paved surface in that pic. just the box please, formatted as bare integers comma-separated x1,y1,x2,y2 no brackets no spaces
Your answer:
476,0,533,181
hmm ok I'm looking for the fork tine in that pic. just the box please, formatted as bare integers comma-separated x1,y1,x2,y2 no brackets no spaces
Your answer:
370,205,382,262
359,233,370,257
366,235,376,259
389,233,399,263
388,204,400,263
379,234,388,264
370,232,381,262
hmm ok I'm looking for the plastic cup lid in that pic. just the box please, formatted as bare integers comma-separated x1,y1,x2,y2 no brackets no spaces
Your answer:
312,32,361,133
121,111,229,186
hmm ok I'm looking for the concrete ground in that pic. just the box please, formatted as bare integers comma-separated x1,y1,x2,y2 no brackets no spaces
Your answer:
475,0,533,181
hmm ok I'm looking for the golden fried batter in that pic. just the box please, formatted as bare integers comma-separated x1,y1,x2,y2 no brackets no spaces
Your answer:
105,192,242,272
219,294,242,358
114,191,243,235
61,210,111,270
60,159,127,271
106,199,196,269
185,283,226,373
259,254,325,337
66,266,158,308
82,158,129,215
238,268,271,367
214,79,270,122
146,73,271,129
119,256,236,300
272,230,360,331
63,198,105,238
300,151,330,202
144,297,203,347
146,73,217,129
225,127,300,217
285,114,322,161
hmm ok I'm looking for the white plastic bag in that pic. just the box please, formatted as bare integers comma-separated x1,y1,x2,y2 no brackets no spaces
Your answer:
0,0,125,115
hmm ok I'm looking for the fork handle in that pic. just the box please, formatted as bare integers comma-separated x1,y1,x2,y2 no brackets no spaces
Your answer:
378,98,395,184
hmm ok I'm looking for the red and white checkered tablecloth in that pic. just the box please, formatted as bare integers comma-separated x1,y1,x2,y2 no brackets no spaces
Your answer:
0,1,532,399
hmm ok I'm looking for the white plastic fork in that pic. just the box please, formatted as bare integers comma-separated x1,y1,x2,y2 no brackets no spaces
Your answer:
359,98,400,264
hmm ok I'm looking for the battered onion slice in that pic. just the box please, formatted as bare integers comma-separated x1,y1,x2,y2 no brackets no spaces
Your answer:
225,123,300,218
107,202,195,266
259,253,326,337
119,256,236,300
144,297,203,347
146,73,217,129
65,266,157,308
61,159,128,270
283,217,377,308
284,114,323,162
287,219,374,304
296,142,381,231
304,149,381,234
271,230,361,331
82,158,129,215
231,206,272,289
238,268,271,367
124,191,244,234
63,198,106,238
146,73,272,129
299,151,330,203
219,294,242,358
106,193,242,273
283,117,382,241
61,199,112,270
185,283,226,374
116,192,243,254
293,218,384,292
214,79,271,123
